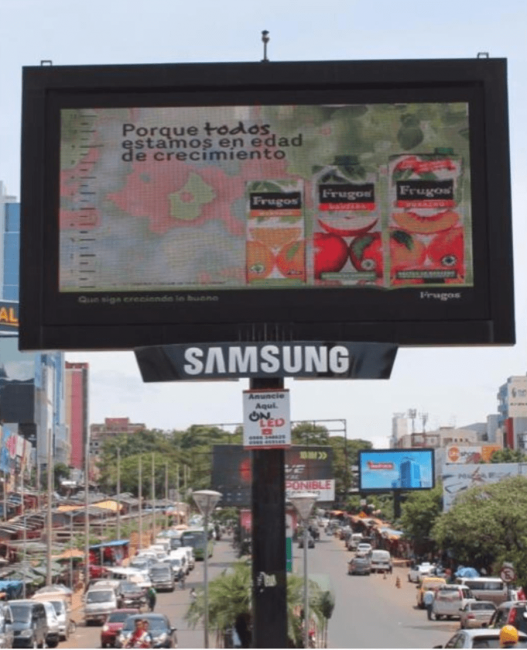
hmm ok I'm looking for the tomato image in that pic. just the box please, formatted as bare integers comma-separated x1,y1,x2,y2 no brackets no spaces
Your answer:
390,230,427,283
349,232,383,277
318,215,378,238
276,240,305,280
314,232,349,280
426,227,465,281
392,210,459,235
246,240,275,282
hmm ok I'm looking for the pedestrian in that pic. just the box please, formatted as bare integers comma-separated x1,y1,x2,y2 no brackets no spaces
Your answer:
179,571,186,589
500,625,519,648
147,586,156,612
190,587,196,603
423,588,435,621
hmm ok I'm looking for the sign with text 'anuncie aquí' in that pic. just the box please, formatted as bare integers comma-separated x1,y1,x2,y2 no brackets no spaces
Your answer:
243,389,291,449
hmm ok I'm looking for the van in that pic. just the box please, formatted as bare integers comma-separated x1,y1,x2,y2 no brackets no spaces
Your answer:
42,601,61,648
347,533,363,552
170,548,189,574
456,577,508,605
31,594,72,641
432,584,474,620
370,550,392,574
10,600,48,648
181,546,195,571
84,587,118,624
149,563,176,592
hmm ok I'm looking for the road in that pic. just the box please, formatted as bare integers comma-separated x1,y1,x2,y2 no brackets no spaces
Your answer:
59,533,459,648
301,530,458,648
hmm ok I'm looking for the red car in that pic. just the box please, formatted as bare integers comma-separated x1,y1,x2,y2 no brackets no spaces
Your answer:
101,609,139,648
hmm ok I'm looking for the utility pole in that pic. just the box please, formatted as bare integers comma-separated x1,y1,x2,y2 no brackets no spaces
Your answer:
116,447,121,540
46,428,53,586
138,455,143,552
165,462,169,530
151,453,156,542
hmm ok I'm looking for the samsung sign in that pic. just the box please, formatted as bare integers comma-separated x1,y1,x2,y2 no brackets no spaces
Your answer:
135,341,397,381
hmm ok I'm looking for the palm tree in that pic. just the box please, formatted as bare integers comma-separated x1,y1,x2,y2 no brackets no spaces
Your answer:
186,561,328,647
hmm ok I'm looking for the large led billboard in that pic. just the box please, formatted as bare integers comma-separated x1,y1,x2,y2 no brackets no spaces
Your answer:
211,444,334,506
358,448,435,491
19,59,513,350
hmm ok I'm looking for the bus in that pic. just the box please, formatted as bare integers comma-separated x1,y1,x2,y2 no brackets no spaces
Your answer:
181,528,214,560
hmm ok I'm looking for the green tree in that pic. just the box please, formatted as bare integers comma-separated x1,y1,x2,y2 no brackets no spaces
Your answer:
186,561,326,647
432,476,527,587
488,448,527,464
41,462,71,491
399,484,443,555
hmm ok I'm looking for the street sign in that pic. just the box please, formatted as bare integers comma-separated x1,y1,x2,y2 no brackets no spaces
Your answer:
500,566,516,583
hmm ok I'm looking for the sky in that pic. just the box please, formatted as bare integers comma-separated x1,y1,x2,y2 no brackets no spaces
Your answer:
1,0,527,447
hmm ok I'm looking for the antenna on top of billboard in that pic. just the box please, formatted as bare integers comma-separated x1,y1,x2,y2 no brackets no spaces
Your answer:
261,30,270,62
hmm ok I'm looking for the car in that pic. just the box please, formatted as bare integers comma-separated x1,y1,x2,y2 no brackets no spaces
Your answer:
348,556,371,576
435,628,527,648
149,563,176,592
101,608,139,648
117,581,146,610
42,601,61,648
489,600,527,634
298,535,315,549
431,585,474,620
356,543,373,557
459,600,497,629
116,613,178,648
408,562,434,583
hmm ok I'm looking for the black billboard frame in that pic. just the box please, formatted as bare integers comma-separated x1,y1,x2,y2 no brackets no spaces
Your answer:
20,57,514,351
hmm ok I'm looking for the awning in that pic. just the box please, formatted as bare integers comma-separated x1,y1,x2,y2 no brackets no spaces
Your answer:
89,539,130,550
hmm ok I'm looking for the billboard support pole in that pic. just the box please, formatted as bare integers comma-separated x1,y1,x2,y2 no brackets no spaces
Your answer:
251,376,288,649
393,490,402,519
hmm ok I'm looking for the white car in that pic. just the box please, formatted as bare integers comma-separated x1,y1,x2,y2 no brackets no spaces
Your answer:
355,543,372,556
408,562,434,583
439,628,527,648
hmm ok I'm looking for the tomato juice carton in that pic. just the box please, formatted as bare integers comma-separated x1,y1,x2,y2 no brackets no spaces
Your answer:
246,180,305,285
388,151,467,286
313,157,383,287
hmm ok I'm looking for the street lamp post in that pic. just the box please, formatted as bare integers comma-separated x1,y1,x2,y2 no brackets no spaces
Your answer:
192,490,222,649
289,492,318,650
138,455,143,552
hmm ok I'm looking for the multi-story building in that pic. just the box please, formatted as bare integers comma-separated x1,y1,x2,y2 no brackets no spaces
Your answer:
0,182,68,468
497,375,527,427
65,362,89,471
89,417,146,458
390,413,408,448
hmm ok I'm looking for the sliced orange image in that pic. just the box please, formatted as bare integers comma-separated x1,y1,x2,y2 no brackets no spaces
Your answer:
249,227,302,250
246,240,275,282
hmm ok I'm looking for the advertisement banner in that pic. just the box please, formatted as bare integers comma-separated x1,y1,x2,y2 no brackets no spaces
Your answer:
135,341,398,381
211,444,334,506
359,449,435,491
0,300,19,334
442,462,526,511
243,389,290,449
58,103,473,294
445,444,502,464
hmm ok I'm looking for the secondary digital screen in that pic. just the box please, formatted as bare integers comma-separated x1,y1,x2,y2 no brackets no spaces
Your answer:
358,448,435,491
59,103,472,293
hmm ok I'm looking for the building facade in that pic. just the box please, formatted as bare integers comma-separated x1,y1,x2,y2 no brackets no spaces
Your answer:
497,375,527,427
0,183,68,468
65,362,89,471
89,417,146,459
